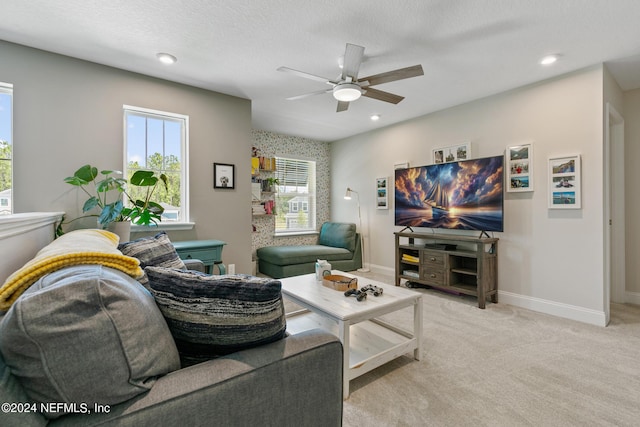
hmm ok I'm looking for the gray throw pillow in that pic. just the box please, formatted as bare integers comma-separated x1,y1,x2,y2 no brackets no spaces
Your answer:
145,267,287,367
0,265,180,419
118,231,186,288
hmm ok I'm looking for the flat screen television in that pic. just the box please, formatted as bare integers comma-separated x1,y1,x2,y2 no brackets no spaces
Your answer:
394,155,504,232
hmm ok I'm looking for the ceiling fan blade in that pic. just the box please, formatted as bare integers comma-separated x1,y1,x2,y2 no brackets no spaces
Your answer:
286,88,333,101
336,101,350,112
341,43,365,81
358,64,424,87
362,87,405,104
277,66,332,84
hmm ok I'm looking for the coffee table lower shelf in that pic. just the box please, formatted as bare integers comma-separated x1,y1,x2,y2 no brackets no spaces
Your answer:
286,309,420,395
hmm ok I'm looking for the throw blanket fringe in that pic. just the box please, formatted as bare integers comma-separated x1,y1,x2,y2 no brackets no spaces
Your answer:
0,229,143,310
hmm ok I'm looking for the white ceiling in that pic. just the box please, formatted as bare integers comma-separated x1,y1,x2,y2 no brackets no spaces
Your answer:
2,0,640,142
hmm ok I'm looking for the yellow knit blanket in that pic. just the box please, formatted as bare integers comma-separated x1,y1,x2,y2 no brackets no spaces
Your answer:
0,229,143,310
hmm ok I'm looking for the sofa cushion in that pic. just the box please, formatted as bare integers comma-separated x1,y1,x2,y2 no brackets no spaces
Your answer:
257,245,353,266
317,222,357,252
0,353,47,426
145,267,287,367
0,265,181,419
118,231,186,288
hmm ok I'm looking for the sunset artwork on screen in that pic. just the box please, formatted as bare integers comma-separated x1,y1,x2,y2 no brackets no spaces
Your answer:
394,155,504,232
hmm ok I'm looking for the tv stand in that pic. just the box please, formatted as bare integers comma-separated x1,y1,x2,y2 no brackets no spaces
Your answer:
394,231,498,309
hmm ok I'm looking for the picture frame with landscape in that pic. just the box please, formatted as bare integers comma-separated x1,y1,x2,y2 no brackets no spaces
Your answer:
432,142,471,164
548,154,581,209
376,176,388,209
506,142,533,193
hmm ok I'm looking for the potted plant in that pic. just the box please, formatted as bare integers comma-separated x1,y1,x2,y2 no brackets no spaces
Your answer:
61,164,127,230
60,164,168,239
263,177,280,193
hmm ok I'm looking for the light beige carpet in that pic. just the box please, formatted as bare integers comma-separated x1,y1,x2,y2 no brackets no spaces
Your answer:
311,271,640,427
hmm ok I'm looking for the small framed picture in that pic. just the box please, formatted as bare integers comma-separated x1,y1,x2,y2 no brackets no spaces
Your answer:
548,155,581,209
394,161,409,170
213,163,235,189
433,142,471,164
376,177,388,209
506,142,534,192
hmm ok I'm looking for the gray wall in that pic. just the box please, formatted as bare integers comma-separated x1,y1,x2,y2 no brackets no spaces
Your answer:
1,41,253,273
331,65,610,325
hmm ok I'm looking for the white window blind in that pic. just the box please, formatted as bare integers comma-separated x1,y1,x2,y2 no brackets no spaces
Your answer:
274,156,316,233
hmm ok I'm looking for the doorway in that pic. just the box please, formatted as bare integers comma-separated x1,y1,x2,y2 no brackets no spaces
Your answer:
604,102,625,325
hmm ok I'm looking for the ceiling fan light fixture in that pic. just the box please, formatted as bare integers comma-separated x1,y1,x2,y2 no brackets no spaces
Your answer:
333,83,362,102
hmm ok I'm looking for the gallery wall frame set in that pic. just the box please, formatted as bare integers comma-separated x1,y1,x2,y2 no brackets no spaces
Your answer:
213,163,235,189
376,177,389,209
432,142,471,164
548,154,581,209
506,142,534,193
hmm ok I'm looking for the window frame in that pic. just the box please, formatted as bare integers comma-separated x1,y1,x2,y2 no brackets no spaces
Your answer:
274,155,316,236
0,82,13,215
123,105,191,230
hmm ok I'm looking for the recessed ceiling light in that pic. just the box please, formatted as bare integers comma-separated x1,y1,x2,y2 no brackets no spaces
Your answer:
540,54,559,66
370,114,381,121
156,53,177,65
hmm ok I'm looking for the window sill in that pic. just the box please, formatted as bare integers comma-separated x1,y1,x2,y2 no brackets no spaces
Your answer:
131,222,195,233
274,230,319,238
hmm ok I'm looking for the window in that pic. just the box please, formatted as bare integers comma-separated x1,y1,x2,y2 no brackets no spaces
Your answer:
0,83,12,215
274,156,316,234
124,105,189,224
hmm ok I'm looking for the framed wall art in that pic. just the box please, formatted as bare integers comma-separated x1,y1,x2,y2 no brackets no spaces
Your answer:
376,176,389,209
213,163,235,189
394,161,409,170
548,155,581,209
433,142,471,164
506,142,534,192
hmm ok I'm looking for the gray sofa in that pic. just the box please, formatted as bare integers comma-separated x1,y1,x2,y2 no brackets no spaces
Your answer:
257,222,362,278
0,262,343,426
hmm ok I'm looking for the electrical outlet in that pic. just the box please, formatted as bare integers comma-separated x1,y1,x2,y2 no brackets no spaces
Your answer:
228,263,235,274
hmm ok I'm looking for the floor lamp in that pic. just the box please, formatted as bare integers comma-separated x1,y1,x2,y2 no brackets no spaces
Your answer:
344,187,370,273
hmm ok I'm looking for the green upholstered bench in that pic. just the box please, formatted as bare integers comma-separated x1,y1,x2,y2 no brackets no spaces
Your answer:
257,222,362,278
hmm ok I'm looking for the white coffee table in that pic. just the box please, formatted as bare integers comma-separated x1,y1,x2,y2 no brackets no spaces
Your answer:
279,271,422,399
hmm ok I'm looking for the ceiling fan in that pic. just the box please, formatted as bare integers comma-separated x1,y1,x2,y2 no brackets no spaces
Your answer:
277,43,424,112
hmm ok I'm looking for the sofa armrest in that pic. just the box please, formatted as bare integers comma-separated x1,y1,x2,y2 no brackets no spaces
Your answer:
182,259,205,273
51,330,343,427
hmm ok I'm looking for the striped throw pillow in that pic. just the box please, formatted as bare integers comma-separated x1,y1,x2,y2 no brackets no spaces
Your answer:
145,267,287,367
118,232,186,288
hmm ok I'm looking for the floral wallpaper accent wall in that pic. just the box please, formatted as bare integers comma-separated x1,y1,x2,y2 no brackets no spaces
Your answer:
251,130,331,258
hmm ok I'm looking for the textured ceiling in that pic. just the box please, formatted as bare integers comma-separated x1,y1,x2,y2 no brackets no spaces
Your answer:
2,0,640,142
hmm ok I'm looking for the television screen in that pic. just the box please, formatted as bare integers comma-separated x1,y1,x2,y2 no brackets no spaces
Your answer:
395,155,504,232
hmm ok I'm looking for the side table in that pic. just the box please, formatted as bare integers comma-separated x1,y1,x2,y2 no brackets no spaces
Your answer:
172,240,227,275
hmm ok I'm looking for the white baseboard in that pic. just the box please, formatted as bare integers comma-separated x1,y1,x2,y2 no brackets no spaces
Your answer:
361,267,610,327
367,264,394,276
624,291,640,306
499,291,607,327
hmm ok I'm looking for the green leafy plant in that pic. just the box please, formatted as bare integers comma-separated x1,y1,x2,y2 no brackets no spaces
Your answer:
63,164,127,228
263,177,280,192
120,170,169,226
62,164,168,233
